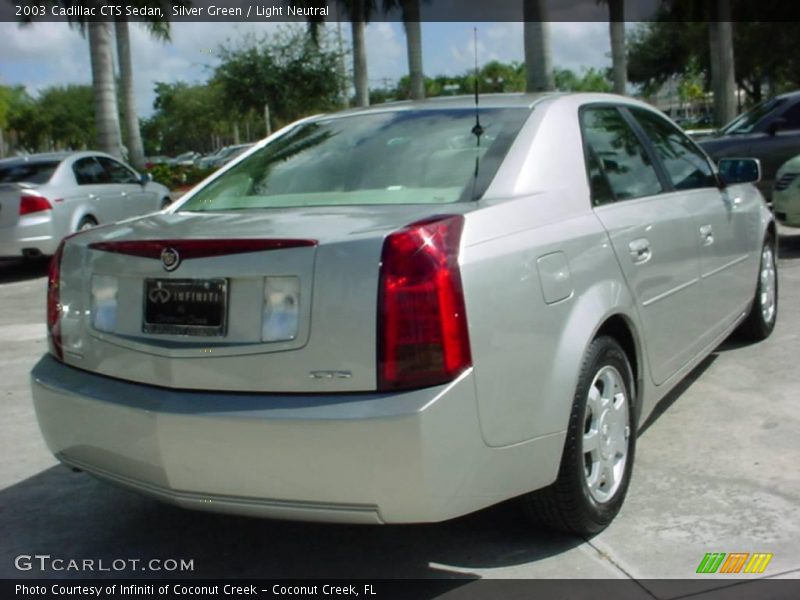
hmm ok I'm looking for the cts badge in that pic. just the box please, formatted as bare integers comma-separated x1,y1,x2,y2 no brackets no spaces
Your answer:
161,247,180,271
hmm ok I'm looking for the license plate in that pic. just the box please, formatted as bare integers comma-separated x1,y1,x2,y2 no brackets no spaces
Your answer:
143,278,227,336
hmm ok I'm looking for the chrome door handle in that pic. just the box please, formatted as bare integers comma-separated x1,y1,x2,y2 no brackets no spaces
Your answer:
628,238,652,265
88,193,97,200
700,224,714,246
120,191,127,197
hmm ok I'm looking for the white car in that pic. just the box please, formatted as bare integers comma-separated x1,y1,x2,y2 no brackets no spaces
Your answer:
0,152,171,258
31,94,776,534
773,154,800,226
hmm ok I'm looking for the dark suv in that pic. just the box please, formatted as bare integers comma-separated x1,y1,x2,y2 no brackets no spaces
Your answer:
700,90,800,200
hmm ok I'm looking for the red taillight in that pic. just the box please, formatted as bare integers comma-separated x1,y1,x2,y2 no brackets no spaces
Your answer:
377,214,472,391
47,240,66,361
20,194,53,215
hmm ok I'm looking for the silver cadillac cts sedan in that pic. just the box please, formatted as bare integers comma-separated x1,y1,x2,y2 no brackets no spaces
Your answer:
31,94,777,535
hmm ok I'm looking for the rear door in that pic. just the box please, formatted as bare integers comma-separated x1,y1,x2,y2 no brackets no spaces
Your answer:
628,107,757,342
96,156,155,219
72,156,115,223
581,105,704,386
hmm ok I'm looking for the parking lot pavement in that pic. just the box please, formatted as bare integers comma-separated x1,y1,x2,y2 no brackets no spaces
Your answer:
1,231,799,588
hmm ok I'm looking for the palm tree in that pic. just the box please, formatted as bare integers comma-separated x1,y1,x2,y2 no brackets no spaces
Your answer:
383,0,424,100
523,0,555,91
351,4,370,107
606,0,627,95
710,0,736,126
115,18,170,170
88,22,124,158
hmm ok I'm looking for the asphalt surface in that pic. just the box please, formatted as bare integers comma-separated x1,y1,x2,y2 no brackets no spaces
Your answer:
1,228,799,593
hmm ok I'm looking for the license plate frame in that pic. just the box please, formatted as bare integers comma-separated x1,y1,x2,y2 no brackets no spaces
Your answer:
143,278,228,336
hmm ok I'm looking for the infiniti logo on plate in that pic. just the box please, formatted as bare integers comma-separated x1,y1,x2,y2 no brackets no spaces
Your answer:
161,247,180,272
148,287,171,304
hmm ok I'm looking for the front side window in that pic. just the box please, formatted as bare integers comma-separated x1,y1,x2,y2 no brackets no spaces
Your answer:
180,108,530,211
720,97,786,135
580,106,663,202
779,101,800,130
631,108,716,191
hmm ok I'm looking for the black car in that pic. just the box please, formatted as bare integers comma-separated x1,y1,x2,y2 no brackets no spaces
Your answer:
700,90,800,200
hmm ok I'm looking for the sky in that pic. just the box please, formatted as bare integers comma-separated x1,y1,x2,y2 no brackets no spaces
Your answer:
0,20,615,118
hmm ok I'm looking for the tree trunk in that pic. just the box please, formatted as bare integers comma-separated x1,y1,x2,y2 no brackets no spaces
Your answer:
709,1,736,127
335,16,349,107
608,0,627,95
88,22,123,159
351,7,369,107
402,0,424,100
716,2,736,124
115,19,145,169
0,128,5,158
523,0,554,92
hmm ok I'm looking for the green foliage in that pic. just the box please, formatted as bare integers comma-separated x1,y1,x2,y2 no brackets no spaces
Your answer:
142,81,230,155
146,162,214,189
554,68,613,93
627,12,800,105
1,83,95,153
212,26,344,129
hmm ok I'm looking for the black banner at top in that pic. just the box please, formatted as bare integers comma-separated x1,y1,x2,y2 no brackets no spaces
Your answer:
3,0,800,23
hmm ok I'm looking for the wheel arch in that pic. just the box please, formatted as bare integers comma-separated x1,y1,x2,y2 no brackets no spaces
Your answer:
74,213,98,231
593,313,644,427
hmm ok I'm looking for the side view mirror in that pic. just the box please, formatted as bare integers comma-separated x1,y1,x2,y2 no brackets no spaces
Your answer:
140,172,153,186
767,118,787,136
718,158,761,185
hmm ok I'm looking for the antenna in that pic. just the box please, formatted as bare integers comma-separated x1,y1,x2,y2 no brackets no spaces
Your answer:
471,27,484,140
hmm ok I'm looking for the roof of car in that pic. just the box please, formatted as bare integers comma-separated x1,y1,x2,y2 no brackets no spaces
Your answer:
0,151,122,166
334,93,563,116
323,92,660,121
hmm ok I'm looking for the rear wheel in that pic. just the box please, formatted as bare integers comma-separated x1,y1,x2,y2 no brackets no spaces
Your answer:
737,236,777,341
77,216,97,232
522,336,636,535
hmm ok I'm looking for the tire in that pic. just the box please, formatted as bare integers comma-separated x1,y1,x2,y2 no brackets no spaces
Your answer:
522,336,636,536
737,235,778,342
77,216,97,232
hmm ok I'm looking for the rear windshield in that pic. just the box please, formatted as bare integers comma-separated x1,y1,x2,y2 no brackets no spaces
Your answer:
0,160,59,184
180,108,530,211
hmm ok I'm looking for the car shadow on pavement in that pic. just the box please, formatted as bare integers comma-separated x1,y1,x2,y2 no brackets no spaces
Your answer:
0,258,49,284
778,227,800,260
0,465,584,580
638,353,717,437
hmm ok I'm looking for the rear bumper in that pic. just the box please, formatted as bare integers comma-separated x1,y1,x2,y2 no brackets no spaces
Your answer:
0,217,57,258
30,355,565,523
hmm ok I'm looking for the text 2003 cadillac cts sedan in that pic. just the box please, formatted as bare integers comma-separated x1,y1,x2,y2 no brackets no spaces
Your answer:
31,94,777,535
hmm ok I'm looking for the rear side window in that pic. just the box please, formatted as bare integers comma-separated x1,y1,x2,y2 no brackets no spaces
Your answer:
0,161,59,184
73,157,109,185
630,108,717,191
180,108,530,211
580,106,663,202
